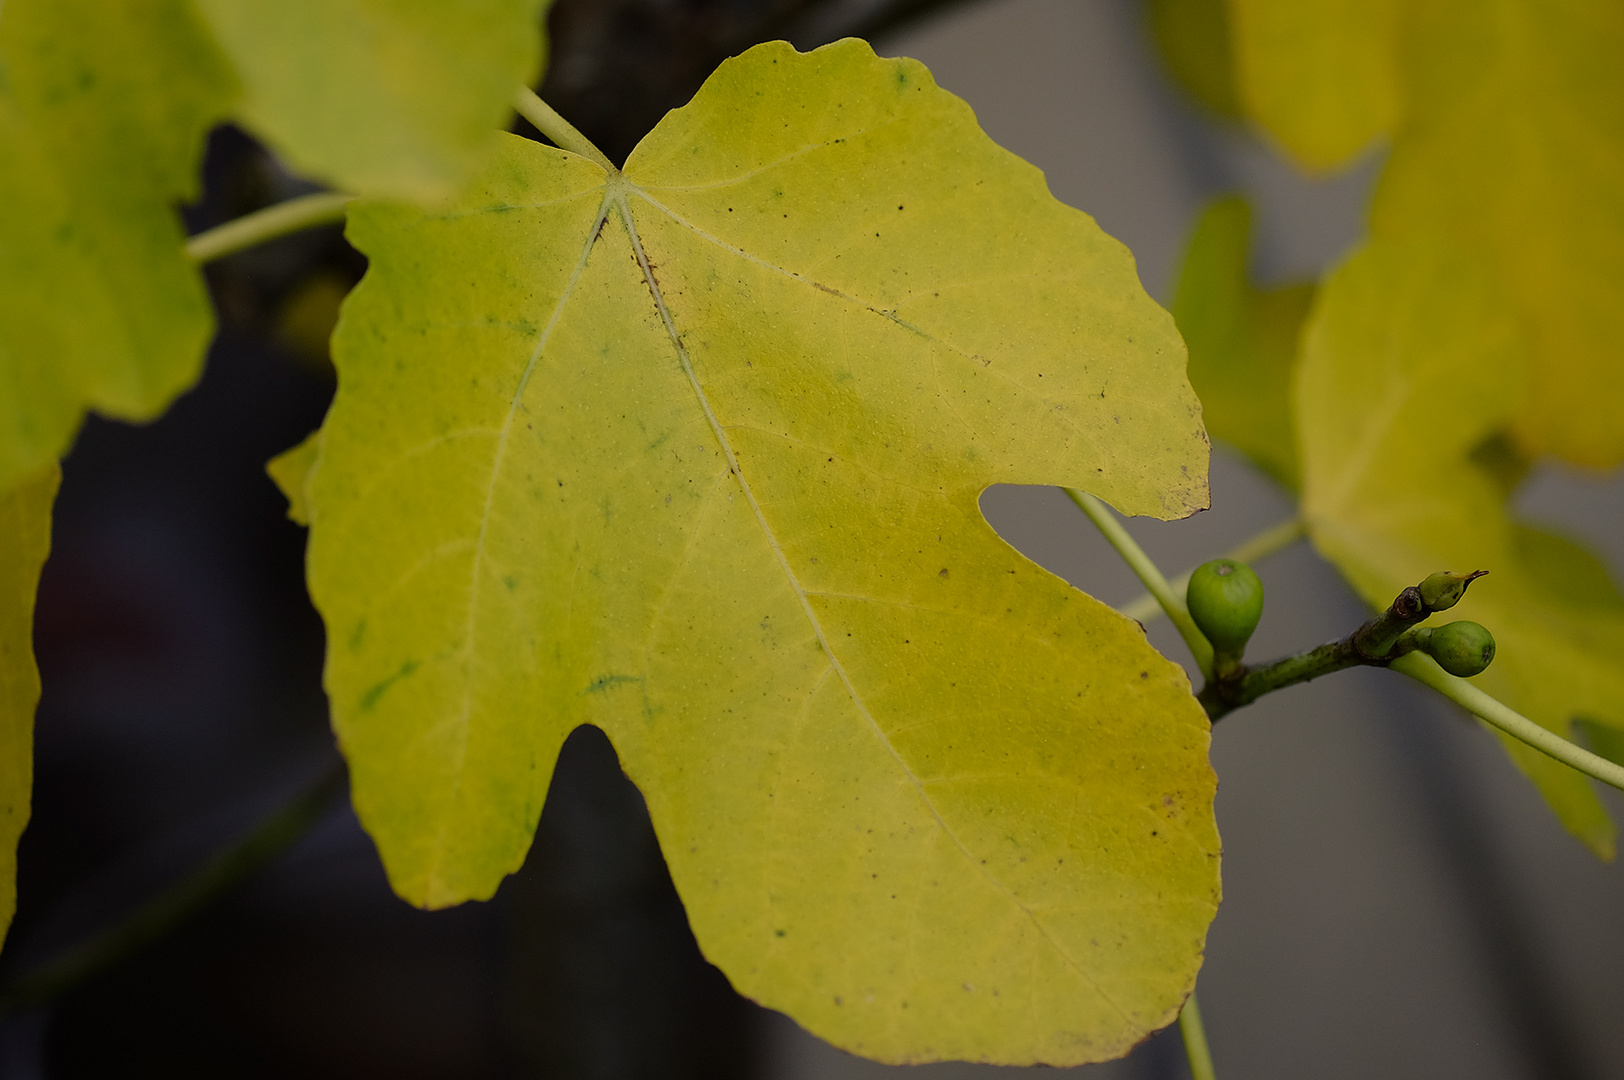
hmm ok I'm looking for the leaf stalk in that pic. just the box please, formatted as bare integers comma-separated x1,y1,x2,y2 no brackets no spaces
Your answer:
1067,488,1215,681
512,86,618,173
1180,992,1218,1080
1393,653,1624,793
184,191,353,264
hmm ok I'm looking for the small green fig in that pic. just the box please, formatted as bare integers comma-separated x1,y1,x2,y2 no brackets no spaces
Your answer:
1418,570,1487,612
1186,559,1264,659
1425,620,1496,677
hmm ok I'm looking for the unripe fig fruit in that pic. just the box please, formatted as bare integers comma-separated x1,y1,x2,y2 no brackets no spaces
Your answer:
1419,570,1487,612
1425,620,1496,677
1186,559,1264,658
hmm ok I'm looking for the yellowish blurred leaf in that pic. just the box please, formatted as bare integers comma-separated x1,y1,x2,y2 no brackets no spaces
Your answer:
1173,195,1312,489
1372,0,1624,467
1147,0,1242,118
1228,0,1400,171
1301,240,1623,857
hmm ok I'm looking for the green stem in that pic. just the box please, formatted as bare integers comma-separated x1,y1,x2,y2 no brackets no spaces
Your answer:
1179,992,1217,1080
1200,627,1426,720
1392,653,1624,793
0,762,346,1015
512,86,618,173
184,192,353,264
1066,488,1214,682
1199,572,1480,721
1121,516,1305,624
1351,586,1426,658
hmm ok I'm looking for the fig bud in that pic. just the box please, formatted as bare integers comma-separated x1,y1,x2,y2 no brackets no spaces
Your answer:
1419,570,1487,612
1425,620,1496,677
1186,559,1264,659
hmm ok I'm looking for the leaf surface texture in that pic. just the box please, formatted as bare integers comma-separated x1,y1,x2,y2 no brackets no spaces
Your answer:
305,40,1218,1065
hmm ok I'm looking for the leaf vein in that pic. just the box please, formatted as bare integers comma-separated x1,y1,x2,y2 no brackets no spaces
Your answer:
633,190,1098,445
419,186,616,900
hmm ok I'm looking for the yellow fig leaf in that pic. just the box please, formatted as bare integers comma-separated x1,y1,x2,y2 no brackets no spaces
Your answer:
0,0,234,489
1371,0,1624,467
303,40,1218,1065
1226,0,1401,172
1172,195,1312,489
1301,240,1623,858
0,463,58,946
194,0,551,201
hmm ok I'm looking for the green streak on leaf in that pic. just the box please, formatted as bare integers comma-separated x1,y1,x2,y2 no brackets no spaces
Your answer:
307,41,1216,1066
0,464,58,948
360,659,420,714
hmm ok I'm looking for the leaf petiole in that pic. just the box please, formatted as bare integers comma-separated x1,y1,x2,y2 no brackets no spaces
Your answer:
1120,516,1305,625
1393,653,1624,793
1067,488,1215,681
512,86,618,173
184,191,353,264
1179,992,1218,1080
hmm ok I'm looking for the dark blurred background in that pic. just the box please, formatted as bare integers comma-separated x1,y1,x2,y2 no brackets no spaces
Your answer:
3,1,1623,1077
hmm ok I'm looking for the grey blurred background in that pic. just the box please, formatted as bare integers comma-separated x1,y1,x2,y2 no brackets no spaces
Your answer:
2,0,1621,1077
